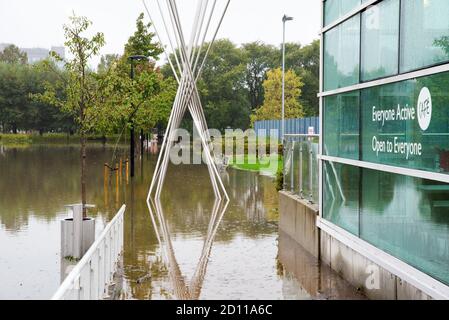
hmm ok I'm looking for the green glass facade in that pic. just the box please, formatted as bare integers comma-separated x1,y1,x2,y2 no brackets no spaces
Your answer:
322,0,449,287
324,0,366,27
361,0,399,81
324,15,360,91
400,0,449,72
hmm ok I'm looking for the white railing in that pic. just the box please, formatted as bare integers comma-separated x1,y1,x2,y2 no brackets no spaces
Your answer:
52,205,126,300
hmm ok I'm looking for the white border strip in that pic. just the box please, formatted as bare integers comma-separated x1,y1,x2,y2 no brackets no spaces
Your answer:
317,217,449,300
320,155,449,184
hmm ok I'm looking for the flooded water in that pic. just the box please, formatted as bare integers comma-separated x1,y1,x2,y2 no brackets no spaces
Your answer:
0,144,364,300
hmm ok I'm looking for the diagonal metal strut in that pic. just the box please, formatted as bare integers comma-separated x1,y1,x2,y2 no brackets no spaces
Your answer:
143,0,231,202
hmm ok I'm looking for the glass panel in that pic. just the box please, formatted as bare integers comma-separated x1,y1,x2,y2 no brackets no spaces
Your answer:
311,141,319,204
361,71,449,174
324,15,360,91
301,140,310,199
283,140,292,190
324,91,360,160
361,0,399,81
401,0,449,72
361,169,449,286
324,0,361,26
323,162,360,235
291,140,300,193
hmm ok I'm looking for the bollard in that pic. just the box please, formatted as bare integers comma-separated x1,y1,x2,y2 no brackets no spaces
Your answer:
61,204,96,260
115,164,119,204
126,159,129,185
119,159,123,184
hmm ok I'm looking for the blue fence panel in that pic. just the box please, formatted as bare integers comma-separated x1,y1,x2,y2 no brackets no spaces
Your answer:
253,117,319,141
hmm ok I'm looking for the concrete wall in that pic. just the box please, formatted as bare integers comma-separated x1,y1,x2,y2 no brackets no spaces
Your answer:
279,191,319,258
279,191,435,300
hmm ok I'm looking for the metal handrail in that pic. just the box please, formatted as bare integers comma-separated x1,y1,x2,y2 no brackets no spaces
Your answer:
52,204,126,300
284,134,320,138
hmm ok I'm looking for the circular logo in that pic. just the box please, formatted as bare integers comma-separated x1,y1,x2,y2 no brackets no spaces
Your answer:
417,87,432,131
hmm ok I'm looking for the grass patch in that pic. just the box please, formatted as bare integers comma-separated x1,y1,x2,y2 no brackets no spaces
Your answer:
228,154,283,176
0,134,32,145
0,133,125,145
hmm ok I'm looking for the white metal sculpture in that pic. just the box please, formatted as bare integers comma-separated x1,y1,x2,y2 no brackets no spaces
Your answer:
143,0,230,201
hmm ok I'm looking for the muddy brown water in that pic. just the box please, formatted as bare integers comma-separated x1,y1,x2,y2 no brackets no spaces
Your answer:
0,144,364,300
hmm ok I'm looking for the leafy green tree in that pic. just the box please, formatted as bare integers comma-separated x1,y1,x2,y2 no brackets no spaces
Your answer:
241,42,279,110
33,14,105,216
199,39,251,130
0,59,71,134
95,13,173,141
284,40,320,117
0,63,26,133
0,45,28,65
251,68,304,124
97,54,120,75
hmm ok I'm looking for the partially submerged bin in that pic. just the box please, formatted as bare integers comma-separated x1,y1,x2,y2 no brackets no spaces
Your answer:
61,204,96,260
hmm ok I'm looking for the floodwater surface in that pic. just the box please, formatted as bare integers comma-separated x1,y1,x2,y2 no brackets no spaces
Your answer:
0,144,364,300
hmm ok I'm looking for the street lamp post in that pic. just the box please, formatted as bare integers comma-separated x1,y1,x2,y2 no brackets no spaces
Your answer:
129,55,148,178
282,14,293,144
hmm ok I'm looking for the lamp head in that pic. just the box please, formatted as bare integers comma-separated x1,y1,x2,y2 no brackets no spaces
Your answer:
128,55,149,62
283,15,294,23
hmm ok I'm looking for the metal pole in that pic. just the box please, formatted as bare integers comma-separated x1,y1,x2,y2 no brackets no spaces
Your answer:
291,141,295,192
130,61,135,178
309,139,313,203
130,125,135,177
299,139,303,198
282,18,286,144
140,129,144,155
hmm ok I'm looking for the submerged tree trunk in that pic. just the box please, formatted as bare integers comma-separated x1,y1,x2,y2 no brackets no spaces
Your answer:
81,131,87,218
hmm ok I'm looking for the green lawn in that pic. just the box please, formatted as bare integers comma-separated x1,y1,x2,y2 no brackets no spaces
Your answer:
228,154,283,176
0,133,124,146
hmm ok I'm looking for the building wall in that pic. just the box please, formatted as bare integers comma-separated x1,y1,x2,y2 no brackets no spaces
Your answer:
320,0,449,296
0,43,65,65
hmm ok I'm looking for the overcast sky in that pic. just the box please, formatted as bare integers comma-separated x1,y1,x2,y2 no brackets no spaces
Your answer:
0,0,321,67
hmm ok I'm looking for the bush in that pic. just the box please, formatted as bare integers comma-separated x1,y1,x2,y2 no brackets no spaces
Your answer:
275,167,284,191
0,134,32,145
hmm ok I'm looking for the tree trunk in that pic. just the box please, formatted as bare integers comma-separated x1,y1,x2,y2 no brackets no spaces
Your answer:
81,132,87,218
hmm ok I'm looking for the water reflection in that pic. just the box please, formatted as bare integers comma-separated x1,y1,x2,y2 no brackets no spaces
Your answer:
278,231,365,300
1,144,362,300
148,197,229,300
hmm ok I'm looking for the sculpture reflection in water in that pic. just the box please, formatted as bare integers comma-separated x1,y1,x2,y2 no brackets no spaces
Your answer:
148,197,229,299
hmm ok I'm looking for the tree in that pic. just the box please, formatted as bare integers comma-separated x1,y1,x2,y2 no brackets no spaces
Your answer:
160,39,319,129
33,14,105,217
0,63,27,133
250,68,304,124
97,54,120,75
241,42,279,110
0,45,28,65
284,40,320,117
0,59,71,134
96,13,172,140
199,39,251,131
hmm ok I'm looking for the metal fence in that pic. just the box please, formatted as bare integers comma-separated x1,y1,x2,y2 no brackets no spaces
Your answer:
52,205,126,300
254,117,320,140
283,134,319,206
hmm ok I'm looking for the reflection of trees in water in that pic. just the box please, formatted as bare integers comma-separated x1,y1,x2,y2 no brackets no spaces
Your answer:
0,145,117,231
0,146,281,298
228,170,278,223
